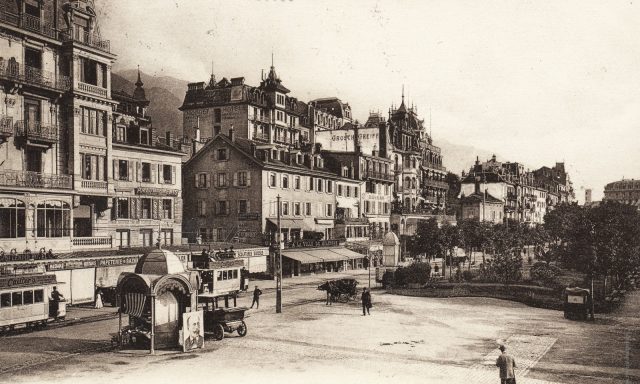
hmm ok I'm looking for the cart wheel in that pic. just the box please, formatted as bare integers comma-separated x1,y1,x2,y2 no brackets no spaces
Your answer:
213,324,224,341
237,321,247,337
338,294,349,303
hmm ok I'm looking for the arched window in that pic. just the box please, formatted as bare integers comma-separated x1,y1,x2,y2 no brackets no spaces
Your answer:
0,198,26,238
36,201,70,238
404,177,411,189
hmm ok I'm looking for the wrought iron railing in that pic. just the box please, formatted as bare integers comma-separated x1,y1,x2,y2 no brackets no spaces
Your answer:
0,116,13,137
0,11,56,39
363,170,394,181
15,120,57,142
61,27,111,53
0,170,72,189
0,61,71,91
422,161,445,171
423,179,448,189
81,180,108,189
253,132,270,142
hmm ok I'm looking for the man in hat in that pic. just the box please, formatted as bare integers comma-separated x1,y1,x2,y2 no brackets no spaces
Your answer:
184,314,204,351
361,287,372,316
496,344,517,384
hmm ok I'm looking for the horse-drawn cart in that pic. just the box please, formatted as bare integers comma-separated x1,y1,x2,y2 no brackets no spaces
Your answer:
318,278,359,303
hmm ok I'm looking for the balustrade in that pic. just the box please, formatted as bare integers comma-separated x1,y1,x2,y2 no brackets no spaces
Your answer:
0,170,72,189
62,27,111,53
78,81,108,97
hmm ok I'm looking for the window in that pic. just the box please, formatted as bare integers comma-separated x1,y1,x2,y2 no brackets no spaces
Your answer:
238,171,248,187
338,185,343,196
162,164,173,184
34,289,44,303
118,160,129,180
214,109,221,123
116,125,126,142
327,181,333,193
282,175,289,189
305,202,311,216
142,163,151,182
217,173,228,187
0,198,26,238
309,177,314,191
162,199,172,219
281,202,289,216
141,229,153,247
294,202,301,216
269,173,277,187
160,229,173,246
36,201,70,237
238,200,248,214
197,200,207,217
196,172,209,188
81,107,106,136
326,204,333,217
216,201,229,215
0,293,10,307
23,290,34,305
141,198,151,219
346,186,351,197
115,198,129,219
294,177,301,190
217,148,228,160
12,291,22,306
317,179,323,192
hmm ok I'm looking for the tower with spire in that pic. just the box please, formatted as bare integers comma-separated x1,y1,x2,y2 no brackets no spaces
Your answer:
132,65,150,107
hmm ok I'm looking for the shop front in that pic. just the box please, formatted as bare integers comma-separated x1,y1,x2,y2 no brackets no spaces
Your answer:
281,246,366,277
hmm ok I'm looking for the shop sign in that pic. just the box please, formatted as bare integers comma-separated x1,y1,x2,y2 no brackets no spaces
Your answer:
45,256,141,271
234,248,269,257
0,274,57,289
208,259,245,269
135,187,180,197
287,239,339,249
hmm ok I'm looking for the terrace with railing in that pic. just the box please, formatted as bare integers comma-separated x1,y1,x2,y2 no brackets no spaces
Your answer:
0,60,71,91
0,170,72,189
363,170,394,182
61,27,111,53
15,121,58,144
77,81,108,97
253,132,270,142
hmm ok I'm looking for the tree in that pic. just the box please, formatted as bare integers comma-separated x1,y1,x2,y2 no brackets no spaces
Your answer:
439,223,461,279
410,218,442,261
459,219,482,269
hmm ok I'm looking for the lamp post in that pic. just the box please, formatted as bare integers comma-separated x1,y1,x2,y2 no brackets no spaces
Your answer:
276,195,282,313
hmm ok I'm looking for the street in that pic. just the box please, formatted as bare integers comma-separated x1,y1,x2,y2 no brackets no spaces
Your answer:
1,270,638,384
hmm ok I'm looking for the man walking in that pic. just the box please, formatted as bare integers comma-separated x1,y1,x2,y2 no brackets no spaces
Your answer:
250,286,262,309
496,344,517,384
361,287,372,316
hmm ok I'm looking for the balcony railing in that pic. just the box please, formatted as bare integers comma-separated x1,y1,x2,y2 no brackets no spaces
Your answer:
253,132,270,142
423,179,449,189
422,161,445,171
0,61,71,91
72,236,113,249
250,115,270,124
0,11,56,39
81,180,108,190
78,81,108,98
363,170,394,182
62,27,111,53
0,170,72,189
274,135,291,144
0,116,13,137
15,121,58,143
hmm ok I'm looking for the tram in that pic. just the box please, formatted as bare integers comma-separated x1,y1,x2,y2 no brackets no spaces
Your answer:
0,273,65,332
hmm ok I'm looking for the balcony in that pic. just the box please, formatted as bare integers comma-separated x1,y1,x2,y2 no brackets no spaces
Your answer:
80,180,108,190
0,10,56,39
0,61,71,92
250,115,270,124
0,116,13,139
62,27,111,53
0,170,72,189
423,179,449,189
273,135,291,145
363,170,394,182
15,121,58,145
77,81,108,98
422,161,445,171
252,132,270,142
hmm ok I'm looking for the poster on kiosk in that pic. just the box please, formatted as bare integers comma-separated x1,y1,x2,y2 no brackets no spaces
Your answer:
182,311,204,352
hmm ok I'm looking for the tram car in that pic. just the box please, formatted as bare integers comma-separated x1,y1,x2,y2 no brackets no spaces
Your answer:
191,251,245,298
0,273,65,332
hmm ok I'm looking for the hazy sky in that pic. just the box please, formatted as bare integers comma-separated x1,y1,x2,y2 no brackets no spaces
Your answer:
97,0,640,202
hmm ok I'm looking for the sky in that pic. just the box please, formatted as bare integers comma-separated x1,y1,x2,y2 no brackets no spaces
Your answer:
96,0,640,202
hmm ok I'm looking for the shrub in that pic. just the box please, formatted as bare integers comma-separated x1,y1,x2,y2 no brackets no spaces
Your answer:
530,262,561,286
462,269,475,282
391,262,432,287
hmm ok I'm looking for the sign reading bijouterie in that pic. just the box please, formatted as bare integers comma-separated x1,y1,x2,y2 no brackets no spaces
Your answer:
135,187,180,196
0,274,57,289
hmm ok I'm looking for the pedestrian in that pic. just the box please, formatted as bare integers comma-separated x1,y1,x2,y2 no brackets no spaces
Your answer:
325,281,333,306
50,286,64,320
361,287,372,316
496,345,517,384
250,285,262,309
95,289,104,309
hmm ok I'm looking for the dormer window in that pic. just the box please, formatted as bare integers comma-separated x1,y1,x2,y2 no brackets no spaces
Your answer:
140,127,150,145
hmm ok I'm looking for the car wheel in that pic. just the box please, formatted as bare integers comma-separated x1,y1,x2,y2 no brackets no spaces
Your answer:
213,324,224,341
237,321,247,337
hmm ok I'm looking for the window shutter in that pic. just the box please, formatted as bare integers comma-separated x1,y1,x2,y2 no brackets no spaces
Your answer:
111,198,118,220
171,166,176,185
158,164,163,183
194,173,199,187
246,172,251,186
247,200,251,212
136,162,141,182
233,172,238,187
128,161,134,181
112,159,117,180
206,173,211,188
151,164,157,184
237,200,240,214
152,199,160,220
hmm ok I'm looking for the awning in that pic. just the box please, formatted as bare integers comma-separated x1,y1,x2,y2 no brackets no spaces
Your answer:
330,247,366,260
267,218,308,229
73,205,91,219
281,250,323,264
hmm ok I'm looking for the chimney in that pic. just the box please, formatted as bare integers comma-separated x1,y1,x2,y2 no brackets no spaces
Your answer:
228,124,234,141
195,116,201,142
585,189,592,204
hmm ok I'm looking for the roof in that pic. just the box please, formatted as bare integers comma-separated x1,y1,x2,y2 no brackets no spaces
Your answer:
281,247,364,264
134,248,185,275
461,192,504,204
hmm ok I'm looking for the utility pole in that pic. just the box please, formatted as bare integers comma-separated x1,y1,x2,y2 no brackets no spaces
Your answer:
276,195,282,313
